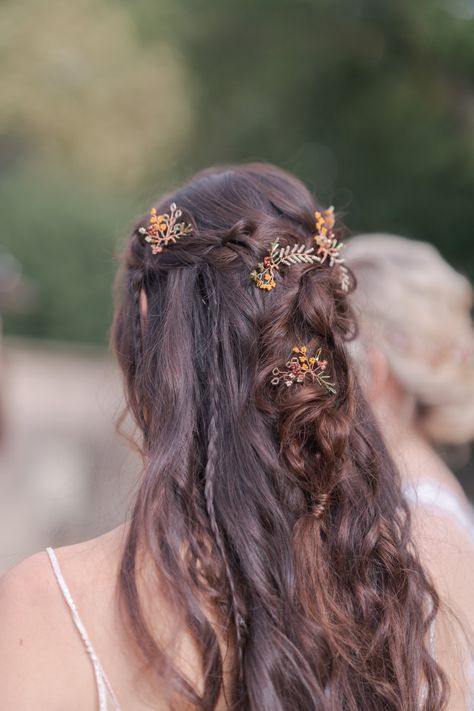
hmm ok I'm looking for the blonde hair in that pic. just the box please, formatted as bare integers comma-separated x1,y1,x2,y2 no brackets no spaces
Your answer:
345,233,474,445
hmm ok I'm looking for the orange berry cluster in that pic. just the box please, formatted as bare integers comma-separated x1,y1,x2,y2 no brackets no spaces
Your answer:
314,207,335,239
313,206,344,267
271,345,336,394
139,202,192,255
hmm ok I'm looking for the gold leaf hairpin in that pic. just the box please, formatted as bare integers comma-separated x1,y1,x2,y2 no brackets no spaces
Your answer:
250,240,321,291
271,345,336,394
339,264,351,292
138,202,193,255
313,207,344,266
313,206,350,292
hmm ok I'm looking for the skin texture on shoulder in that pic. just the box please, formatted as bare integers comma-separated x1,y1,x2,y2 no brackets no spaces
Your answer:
0,548,98,710
0,524,230,710
410,503,474,711
0,526,131,711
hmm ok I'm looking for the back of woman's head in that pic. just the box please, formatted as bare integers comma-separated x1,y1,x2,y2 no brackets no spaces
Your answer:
345,233,474,445
112,164,447,710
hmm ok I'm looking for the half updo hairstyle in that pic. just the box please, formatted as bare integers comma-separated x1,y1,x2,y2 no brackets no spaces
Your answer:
112,164,448,710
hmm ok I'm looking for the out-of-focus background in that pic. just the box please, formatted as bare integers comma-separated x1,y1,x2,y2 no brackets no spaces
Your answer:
1,0,474,571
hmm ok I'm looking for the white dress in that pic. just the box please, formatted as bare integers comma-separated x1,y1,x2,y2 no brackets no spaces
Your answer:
46,479,474,711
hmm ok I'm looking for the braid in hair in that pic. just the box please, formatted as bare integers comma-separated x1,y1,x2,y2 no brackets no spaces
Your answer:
127,267,148,434
114,164,450,711
202,271,248,686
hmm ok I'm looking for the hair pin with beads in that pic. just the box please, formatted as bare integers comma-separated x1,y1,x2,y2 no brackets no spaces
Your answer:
138,202,193,255
313,207,343,266
250,240,321,291
313,206,350,292
271,345,336,394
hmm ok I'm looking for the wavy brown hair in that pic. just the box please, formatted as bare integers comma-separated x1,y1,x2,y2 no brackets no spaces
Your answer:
112,163,448,710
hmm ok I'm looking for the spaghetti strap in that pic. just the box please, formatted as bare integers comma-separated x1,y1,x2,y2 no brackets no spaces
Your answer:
45,547,123,711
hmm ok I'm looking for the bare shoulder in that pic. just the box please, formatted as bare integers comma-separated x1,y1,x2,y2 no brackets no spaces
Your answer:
0,550,59,648
0,525,128,710
410,498,474,709
409,482,474,603
0,549,81,709
0,548,64,644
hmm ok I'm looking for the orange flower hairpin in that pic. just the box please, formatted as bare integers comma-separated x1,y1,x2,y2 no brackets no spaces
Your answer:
271,345,336,394
313,206,350,292
138,203,193,255
313,207,343,266
250,240,321,291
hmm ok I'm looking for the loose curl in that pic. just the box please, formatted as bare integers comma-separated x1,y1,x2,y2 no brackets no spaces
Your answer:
112,164,448,710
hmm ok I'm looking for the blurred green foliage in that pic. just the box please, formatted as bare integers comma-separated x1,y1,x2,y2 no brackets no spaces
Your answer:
1,0,474,342
0,169,128,342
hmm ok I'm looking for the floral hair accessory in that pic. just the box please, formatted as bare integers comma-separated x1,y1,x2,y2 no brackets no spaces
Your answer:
313,207,344,266
250,240,321,291
138,202,193,255
313,206,350,292
339,264,351,292
271,345,336,394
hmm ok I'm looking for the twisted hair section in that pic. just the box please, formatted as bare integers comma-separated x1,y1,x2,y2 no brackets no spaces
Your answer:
201,266,248,688
112,164,448,710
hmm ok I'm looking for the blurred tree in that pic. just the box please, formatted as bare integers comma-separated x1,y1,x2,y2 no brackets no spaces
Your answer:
0,0,191,189
152,0,474,272
1,0,474,343
0,0,191,343
0,169,127,343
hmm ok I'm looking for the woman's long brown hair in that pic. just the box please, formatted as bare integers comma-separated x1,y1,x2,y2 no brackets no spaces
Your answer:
112,163,448,710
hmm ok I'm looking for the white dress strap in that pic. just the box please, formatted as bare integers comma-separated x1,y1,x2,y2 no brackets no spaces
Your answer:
46,547,123,711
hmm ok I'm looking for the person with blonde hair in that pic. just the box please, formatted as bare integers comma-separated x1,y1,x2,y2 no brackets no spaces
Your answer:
345,233,474,707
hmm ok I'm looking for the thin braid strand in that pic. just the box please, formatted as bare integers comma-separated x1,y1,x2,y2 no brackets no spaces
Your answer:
203,299,247,683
